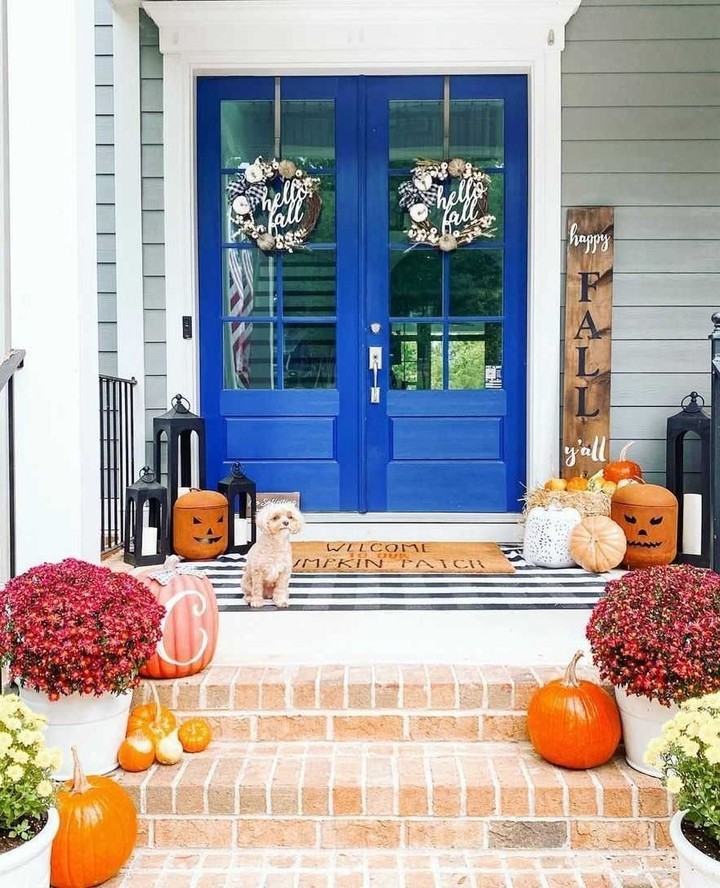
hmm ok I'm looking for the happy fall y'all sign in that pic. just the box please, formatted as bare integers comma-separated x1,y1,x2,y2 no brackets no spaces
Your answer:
562,207,614,479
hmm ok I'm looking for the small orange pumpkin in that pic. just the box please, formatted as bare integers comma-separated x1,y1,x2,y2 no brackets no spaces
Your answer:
51,747,137,888
178,717,213,753
604,441,643,485
527,650,621,770
566,476,589,492
569,516,627,573
127,682,176,744
118,733,155,773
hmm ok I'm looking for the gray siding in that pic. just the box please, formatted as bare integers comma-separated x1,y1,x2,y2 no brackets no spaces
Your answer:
562,0,720,489
95,0,116,376
140,12,166,463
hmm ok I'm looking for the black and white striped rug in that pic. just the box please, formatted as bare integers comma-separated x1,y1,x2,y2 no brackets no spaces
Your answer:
190,547,611,611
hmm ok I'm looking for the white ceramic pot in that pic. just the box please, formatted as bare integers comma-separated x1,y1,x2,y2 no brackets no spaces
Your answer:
671,811,720,887
614,686,678,777
0,807,59,888
19,687,132,779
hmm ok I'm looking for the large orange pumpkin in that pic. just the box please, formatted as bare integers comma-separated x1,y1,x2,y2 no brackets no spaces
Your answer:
51,747,137,888
611,482,678,569
173,489,228,560
527,650,621,769
134,555,219,679
569,516,627,573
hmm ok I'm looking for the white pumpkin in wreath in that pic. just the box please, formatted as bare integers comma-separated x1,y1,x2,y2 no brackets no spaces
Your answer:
523,501,582,569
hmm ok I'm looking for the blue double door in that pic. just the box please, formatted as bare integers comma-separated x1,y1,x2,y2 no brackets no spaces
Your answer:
198,75,527,512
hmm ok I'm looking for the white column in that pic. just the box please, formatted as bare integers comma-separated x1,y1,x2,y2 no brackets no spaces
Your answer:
8,0,100,570
0,0,11,580
113,3,146,476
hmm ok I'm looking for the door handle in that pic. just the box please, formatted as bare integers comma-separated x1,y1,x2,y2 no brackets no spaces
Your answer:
369,346,382,404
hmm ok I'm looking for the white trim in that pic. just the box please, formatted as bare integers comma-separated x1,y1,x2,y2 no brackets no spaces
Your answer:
113,4,146,476
0,0,10,580
144,0,580,493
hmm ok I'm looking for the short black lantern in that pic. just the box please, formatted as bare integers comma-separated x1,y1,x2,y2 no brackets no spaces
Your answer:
123,466,169,566
153,394,206,539
666,391,711,567
218,462,257,555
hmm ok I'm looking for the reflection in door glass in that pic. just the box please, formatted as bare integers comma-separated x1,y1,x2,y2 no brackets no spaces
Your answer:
283,325,336,388
221,101,274,168
389,101,443,169
448,323,503,390
223,249,275,317
449,100,504,167
281,100,335,169
223,322,275,390
449,251,503,317
390,251,441,317
390,323,443,390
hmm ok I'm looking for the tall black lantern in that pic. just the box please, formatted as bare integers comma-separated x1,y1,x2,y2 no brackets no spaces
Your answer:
666,391,711,567
123,466,168,566
153,394,206,540
218,463,257,555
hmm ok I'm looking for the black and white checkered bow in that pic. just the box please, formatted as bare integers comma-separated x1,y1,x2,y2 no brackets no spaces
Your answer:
227,176,268,212
397,179,440,211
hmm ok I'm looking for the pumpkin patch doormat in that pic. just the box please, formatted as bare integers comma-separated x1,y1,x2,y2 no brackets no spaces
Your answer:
291,541,515,574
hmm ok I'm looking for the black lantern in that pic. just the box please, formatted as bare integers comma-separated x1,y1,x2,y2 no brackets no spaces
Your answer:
666,391,711,567
153,394,206,540
123,466,169,566
218,462,257,555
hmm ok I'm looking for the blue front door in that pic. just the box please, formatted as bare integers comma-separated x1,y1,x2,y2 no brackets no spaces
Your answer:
198,76,527,512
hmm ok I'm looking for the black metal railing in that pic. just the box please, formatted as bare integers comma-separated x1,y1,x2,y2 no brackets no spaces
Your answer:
99,374,137,554
711,314,720,571
1,349,25,578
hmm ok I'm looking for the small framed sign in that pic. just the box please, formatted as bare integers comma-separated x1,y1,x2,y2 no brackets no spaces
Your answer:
561,207,614,479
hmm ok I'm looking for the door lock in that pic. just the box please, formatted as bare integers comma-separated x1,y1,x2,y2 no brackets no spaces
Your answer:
369,346,382,404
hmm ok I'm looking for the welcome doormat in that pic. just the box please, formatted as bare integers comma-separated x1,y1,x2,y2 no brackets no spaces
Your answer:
291,541,515,574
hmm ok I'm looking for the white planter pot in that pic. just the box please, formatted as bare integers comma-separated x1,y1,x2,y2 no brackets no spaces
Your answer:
18,687,132,780
0,807,59,888
614,686,678,778
671,811,720,887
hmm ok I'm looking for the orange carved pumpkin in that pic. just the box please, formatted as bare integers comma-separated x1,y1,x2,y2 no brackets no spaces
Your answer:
569,516,627,573
51,747,137,888
135,556,219,679
173,489,229,560
611,483,678,569
527,650,621,769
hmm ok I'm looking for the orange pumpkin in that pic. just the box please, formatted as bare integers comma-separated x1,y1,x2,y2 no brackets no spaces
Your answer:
569,516,627,573
604,442,643,485
173,489,229,560
127,681,176,744
117,733,155,773
179,717,213,753
134,555,219,679
566,476,589,492
51,747,137,888
527,650,621,769
611,483,678,569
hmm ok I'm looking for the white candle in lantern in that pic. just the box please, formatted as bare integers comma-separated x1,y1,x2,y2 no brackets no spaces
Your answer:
141,526,158,557
234,516,248,545
682,494,702,556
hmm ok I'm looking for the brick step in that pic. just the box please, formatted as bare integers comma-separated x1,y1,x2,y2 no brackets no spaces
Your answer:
106,848,679,888
117,741,673,852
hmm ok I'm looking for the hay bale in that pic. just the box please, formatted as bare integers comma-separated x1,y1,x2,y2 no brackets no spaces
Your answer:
523,487,611,519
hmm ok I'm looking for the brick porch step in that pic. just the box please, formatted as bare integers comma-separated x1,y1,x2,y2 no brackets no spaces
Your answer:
105,848,679,888
117,741,673,852
142,664,600,743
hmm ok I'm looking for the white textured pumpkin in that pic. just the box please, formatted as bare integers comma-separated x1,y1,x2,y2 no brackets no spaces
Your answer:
523,502,582,568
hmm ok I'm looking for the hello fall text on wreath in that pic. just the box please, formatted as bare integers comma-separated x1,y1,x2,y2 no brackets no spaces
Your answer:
561,207,614,480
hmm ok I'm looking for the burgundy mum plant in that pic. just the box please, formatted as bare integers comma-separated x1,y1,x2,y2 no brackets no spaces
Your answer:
586,564,720,706
0,559,165,700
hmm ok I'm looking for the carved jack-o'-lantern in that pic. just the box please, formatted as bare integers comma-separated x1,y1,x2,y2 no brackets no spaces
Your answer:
173,489,229,560
610,483,678,569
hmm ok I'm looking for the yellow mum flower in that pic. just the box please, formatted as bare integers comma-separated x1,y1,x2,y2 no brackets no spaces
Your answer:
35,748,55,769
0,733,12,755
1,716,21,731
705,744,720,765
644,738,666,766
9,749,29,765
6,764,24,782
17,729,37,746
665,774,683,794
679,738,700,758
36,779,53,797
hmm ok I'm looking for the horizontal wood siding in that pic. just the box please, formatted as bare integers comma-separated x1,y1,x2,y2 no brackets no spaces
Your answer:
561,0,720,491
140,11,166,463
95,0,116,376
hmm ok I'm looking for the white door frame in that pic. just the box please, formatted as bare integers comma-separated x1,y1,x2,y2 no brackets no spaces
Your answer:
142,0,581,500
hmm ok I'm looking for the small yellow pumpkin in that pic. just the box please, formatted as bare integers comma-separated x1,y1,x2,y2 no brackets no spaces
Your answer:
569,516,627,573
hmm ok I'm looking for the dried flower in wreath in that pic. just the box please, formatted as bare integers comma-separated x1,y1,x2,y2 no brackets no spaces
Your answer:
226,156,322,253
398,158,496,251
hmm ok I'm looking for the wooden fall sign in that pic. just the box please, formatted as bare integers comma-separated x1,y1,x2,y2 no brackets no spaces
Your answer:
561,207,614,480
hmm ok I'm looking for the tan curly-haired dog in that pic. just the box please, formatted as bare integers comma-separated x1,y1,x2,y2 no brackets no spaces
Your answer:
241,501,305,608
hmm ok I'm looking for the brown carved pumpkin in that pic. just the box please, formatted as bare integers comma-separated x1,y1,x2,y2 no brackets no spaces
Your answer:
611,483,678,569
527,650,621,769
569,516,627,573
173,489,229,560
